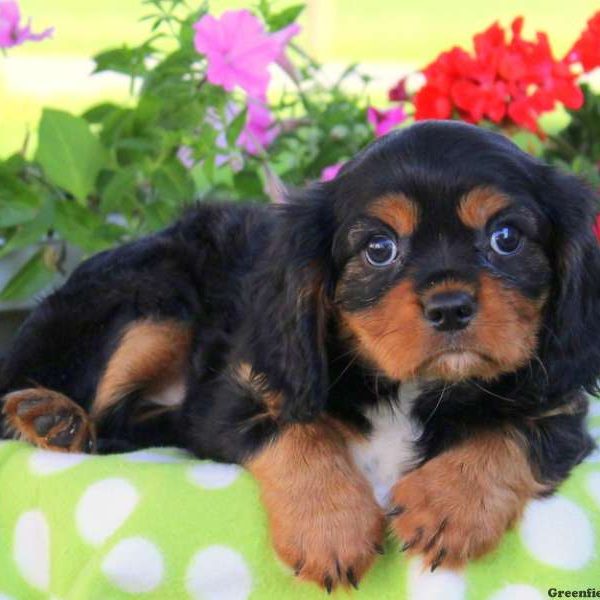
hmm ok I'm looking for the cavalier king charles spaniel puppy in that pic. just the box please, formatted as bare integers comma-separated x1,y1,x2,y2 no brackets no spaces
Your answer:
2,121,599,591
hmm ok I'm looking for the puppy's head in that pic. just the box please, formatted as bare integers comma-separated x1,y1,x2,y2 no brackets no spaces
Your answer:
251,121,600,419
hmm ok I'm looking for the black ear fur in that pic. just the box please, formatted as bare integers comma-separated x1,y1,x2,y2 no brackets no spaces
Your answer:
244,184,335,422
538,166,600,396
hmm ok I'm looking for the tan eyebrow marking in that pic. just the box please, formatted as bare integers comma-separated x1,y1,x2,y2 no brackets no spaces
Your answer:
458,187,510,229
367,194,420,236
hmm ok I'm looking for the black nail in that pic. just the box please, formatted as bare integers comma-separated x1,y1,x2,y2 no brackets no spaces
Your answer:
424,518,448,552
324,575,333,594
374,543,385,555
414,527,424,544
431,548,447,572
386,505,405,518
401,527,424,552
335,560,342,578
347,568,359,590
294,561,304,576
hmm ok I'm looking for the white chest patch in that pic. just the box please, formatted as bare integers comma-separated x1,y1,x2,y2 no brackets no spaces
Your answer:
349,382,423,507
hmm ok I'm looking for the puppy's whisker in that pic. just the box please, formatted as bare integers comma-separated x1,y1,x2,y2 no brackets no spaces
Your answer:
328,351,361,391
468,380,518,404
423,382,449,426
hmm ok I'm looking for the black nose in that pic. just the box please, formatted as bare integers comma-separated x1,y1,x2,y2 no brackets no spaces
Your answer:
423,291,476,332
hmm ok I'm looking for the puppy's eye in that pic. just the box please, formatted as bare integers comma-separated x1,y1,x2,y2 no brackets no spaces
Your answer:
490,226,523,256
365,235,398,266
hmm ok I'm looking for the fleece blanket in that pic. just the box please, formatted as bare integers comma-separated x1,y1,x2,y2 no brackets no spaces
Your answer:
0,403,598,600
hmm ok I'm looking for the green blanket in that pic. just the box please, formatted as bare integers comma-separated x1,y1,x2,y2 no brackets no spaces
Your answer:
0,404,599,599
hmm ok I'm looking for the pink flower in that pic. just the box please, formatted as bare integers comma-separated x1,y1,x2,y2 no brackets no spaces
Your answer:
237,96,279,155
367,106,407,137
594,214,600,243
176,146,195,169
388,77,409,102
321,163,344,181
0,0,53,48
194,10,299,97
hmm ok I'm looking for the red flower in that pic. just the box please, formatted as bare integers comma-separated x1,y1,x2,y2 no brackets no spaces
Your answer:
567,11,600,73
413,47,470,120
411,16,585,135
414,84,453,120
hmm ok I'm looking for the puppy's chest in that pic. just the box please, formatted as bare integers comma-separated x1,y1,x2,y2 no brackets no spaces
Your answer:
349,382,423,507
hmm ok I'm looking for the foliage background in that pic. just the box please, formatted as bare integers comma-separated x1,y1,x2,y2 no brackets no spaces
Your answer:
2,0,600,157
0,0,599,306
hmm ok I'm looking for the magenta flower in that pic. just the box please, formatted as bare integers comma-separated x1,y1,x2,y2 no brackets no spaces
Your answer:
237,96,279,155
194,10,299,97
0,0,53,49
176,146,195,170
321,162,344,181
367,106,407,137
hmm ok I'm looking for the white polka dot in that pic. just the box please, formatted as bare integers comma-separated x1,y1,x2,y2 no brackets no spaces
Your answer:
520,496,594,569
13,510,50,591
29,450,88,475
587,472,600,508
76,478,139,546
126,450,186,464
102,537,164,593
589,403,600,418
187,463,241,489
186,546,252,600
407,558,465,600
489,584,543,600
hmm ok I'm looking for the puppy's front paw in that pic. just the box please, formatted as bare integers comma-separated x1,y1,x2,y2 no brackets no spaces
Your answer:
2,388,96,453
389,433,541,570
268,479,385,591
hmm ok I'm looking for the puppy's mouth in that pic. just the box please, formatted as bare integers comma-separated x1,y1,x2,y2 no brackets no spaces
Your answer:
418,348,497,380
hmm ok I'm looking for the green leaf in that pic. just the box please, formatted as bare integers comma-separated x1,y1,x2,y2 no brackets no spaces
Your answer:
100,168,138,213
0,199,55,259
0,170,41,227
93,41,157,77
226,108,247,147
142,201,177,232
82,102,122,125
0,250,56,301
152,160,195,205
257,0,271,20
511,131,544,157
35,109,108,202
3,153,28,174
0,197,38,228
54,201,115,253
267,4,304,31
233,169,263,199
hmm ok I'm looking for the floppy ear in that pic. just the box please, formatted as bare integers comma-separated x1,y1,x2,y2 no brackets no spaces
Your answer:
538,167,600,396
244,184,335,422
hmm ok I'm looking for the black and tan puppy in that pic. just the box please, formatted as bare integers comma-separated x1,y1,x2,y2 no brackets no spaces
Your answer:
2,121,599,591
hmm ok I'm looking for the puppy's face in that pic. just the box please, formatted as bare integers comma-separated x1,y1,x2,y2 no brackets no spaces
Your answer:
330,124,554,382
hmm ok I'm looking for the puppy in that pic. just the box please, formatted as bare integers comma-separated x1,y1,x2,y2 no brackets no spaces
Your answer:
2,121,599,591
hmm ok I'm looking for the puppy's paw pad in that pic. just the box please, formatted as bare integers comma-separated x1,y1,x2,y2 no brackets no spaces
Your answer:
2,388,95,453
